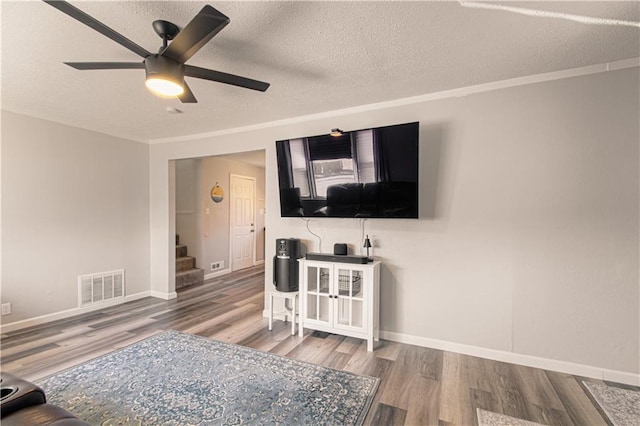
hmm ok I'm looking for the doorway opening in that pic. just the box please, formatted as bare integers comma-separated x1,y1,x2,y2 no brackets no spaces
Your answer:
173,150,266,289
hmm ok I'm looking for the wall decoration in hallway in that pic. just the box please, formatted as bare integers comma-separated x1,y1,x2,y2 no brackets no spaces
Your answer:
211,182,224,203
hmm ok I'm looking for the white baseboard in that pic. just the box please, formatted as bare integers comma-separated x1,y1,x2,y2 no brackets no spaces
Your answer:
380,330,640,387
5,298,637,386
603,369,640,386
205,262,263,281
0,291,151,334
149,291,177,300
204,268,231,280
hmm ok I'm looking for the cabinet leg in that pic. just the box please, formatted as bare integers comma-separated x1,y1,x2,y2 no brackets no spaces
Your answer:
367,338,373,352
291,296,296,335
268,293,273,331
283,298,288,323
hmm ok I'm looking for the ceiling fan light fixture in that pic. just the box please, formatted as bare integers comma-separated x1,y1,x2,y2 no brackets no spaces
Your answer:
145,78,184,97
144,55,185,97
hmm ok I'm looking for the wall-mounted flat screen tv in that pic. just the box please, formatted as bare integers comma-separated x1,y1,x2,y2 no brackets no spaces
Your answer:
276,121,419,218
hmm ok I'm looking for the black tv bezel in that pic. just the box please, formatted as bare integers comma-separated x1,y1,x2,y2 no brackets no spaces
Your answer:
276,121,419,219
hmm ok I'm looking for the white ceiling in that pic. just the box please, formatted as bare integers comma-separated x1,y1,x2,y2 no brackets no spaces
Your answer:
2,1,639,143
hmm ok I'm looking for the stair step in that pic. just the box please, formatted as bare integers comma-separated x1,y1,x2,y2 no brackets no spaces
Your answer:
176,245,188,258
176,268,204,290
176,256,196,272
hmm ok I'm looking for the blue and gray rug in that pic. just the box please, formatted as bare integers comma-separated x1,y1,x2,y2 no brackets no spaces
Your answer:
38,330,379,425
584,381,640,426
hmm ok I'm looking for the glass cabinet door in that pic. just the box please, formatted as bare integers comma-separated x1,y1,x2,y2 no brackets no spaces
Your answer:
305,264,332,325
335,267,366,331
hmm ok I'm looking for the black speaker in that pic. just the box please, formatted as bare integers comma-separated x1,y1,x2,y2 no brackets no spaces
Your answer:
333,243,347,255
274,238,301,292
276,238,300,258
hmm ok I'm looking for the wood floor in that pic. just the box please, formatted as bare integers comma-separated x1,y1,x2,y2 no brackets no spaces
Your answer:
0,265,620,425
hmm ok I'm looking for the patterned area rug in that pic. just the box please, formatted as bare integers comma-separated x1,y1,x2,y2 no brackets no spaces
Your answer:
583,381,640,426
38,330,379,425
477,409,544,426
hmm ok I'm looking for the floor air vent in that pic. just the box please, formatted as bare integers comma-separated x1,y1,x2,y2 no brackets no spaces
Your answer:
78,269,125,306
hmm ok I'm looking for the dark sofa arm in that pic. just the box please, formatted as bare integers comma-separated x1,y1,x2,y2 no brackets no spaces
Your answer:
1,372,46,418
2,404,89,426
1,372,89,425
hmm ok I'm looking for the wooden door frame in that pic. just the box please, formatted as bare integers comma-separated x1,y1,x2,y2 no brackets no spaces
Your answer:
228,173,257,271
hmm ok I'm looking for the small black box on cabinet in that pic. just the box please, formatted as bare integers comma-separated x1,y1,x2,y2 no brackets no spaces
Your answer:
333,243,347,255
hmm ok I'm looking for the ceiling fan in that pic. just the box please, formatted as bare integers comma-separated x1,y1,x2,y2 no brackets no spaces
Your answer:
43,0,270,103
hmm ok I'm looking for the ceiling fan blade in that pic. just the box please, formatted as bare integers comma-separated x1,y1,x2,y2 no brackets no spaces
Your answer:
64,62,145,70
43,0,151,58
179,82,198,103
161,5,229,64
185,65,270,92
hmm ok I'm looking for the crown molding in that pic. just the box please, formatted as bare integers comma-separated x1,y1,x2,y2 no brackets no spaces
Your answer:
148,58,639,145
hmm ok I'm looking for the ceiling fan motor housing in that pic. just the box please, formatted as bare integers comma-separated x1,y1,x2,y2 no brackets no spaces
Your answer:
145,54,185,85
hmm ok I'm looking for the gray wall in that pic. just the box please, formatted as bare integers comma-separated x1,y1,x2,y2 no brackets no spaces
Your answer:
150,67,639,378
1,111,150,322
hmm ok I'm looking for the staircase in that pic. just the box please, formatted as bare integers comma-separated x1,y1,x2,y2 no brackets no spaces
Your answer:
175,235,204,290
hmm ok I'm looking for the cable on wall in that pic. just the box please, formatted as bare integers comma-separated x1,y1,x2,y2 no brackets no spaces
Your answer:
359,218,367,256
303,218,322,252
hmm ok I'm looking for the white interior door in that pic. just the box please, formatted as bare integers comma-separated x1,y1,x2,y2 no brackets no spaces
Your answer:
230,174,256,271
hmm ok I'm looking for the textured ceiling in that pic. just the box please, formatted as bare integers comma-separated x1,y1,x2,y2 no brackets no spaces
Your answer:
1,1,639,142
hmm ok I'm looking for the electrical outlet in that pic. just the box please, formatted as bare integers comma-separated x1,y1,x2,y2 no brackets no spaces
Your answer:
210,261,225,271
1,303,11,315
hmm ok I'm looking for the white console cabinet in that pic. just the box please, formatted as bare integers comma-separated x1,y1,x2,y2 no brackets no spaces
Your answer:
298,259,380,351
